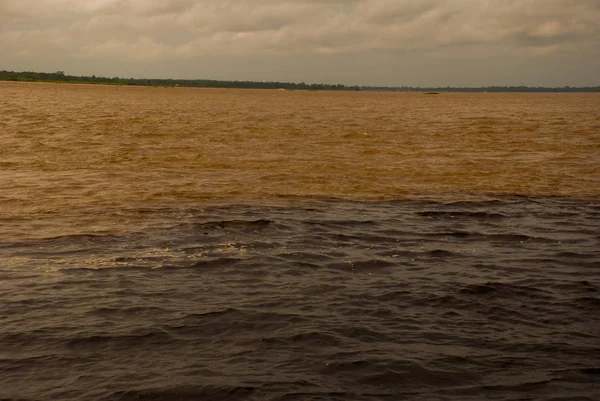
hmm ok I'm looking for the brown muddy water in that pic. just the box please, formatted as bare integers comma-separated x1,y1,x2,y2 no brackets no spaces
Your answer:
1,81,599,400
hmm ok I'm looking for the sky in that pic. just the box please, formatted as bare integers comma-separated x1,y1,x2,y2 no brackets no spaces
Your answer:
1,0,599,87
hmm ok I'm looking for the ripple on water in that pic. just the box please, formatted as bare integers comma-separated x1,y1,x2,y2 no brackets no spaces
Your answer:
1,197,599,400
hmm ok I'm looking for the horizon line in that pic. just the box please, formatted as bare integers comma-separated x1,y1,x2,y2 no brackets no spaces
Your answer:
1,69,599,90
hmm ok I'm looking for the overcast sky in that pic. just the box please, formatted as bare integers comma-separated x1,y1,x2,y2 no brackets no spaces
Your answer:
1,0,599,86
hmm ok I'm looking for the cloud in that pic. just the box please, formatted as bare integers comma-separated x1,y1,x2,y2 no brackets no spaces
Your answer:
1,0,599,85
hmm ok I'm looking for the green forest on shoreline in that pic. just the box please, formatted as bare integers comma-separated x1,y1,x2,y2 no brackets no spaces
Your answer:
1,69,599,92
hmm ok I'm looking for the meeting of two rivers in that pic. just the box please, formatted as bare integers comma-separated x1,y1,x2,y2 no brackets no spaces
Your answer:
1,82,599,400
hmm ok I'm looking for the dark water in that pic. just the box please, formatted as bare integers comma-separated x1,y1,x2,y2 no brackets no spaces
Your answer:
2,83,599,399
2,197,599,401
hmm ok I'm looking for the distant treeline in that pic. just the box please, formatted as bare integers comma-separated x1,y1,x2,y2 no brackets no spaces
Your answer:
1,70,599,92
0,70,354,91
376,86,600,93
